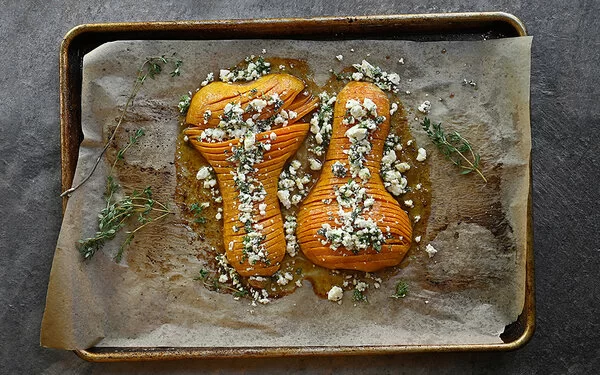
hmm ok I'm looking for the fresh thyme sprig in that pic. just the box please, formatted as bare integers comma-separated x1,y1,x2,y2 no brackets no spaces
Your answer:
77,130,174,262
391,280,409,299
421,117,487,183
61,54,183,197
77,184,173,261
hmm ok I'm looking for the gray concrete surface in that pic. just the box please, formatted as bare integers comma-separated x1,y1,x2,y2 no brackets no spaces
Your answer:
1,1,598,374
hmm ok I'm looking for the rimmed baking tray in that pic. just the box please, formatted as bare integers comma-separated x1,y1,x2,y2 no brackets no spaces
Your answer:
59,12,534,362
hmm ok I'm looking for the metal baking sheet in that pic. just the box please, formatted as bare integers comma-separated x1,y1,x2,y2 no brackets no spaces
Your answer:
58,13,534,362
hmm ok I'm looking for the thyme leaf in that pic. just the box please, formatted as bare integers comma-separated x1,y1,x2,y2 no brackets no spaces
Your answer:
391,281,409,299
189,202,207,224
352,289,368,303
194,269,209,280
421,117,487,183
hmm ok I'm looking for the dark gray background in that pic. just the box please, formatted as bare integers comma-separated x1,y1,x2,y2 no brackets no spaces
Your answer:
1,1,598,374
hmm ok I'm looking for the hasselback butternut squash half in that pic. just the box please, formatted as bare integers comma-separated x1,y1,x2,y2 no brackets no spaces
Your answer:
184,74,317,277
296,81,412,272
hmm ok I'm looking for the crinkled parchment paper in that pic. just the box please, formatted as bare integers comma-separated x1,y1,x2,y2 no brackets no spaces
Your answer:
41,37,532,349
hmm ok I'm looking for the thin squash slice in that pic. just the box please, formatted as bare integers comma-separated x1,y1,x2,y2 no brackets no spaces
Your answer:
184,73,316,277
296,81,412,272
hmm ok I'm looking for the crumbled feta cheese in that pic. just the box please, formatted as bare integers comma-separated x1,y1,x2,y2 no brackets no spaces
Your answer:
356,281,368,292
418,100,431,114
396,162,410,172
425,243,438,258
348,101,367,118
284,215,299,256
351,60,400,92
308,92,335,156
331,161,347,178
202,110,212,124
320,180,385,252
416,147,427,162
249,98,268,112
277,189,291,209
277,274,290,286
362,98,377,113
345,125,368,140
388,73,400,85
404,199,414,208
336,54,343,61
243,132,256,150
398,58,404,64
381,150,397,165
201,72,214,86
390,102,398,115
219,69,231,81
291,194,302,205
220,56,271,83
309,158,322,170
352,72,364,81
196,166,211,180
259,203,267,216
203,179,217,189
415,236,421,243
358,167,371,181
327,286,344,302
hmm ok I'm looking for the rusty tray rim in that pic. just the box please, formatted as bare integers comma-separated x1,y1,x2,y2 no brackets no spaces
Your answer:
58,12,534,362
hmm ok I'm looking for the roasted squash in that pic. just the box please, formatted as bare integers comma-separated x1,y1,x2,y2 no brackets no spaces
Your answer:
184,74,317,277
296,81,412,272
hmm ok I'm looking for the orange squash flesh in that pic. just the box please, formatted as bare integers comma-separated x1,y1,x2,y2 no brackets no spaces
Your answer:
184,73,313,277
296,81,412,272
188,123,309,277
186,74,317,130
